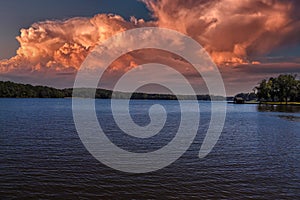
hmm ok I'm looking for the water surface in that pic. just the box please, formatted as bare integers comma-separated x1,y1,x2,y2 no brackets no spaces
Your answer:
0,99,299,199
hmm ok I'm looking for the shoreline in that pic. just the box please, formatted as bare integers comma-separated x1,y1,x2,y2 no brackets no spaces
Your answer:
228,101,300,106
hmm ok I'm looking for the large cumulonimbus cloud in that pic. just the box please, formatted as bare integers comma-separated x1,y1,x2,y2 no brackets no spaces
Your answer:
0,14,152,74
0,0,299,92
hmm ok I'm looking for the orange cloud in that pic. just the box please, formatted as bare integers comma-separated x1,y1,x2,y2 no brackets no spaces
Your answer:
0,14,152,74
143,0,300,65
0,0,299,93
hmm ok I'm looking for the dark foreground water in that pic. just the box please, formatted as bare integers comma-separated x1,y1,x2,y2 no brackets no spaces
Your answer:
0,99,299,199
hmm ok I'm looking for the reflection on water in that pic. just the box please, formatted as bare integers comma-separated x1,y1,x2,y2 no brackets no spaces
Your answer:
257,104,300,113
278,115,300,122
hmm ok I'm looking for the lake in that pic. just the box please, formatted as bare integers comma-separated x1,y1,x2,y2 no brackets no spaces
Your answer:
0,99,299,199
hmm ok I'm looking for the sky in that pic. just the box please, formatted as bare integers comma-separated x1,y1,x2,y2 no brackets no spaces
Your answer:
0,0,299,95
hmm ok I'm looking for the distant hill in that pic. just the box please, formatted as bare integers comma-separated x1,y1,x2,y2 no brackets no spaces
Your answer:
0,81,225,100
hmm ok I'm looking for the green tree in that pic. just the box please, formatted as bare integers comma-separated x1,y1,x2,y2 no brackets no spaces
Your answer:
256,74,299,104
256,79,270,101
277,74,297,104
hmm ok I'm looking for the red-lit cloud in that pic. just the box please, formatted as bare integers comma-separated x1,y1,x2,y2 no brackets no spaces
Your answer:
0,0,300,94
143,0,300,65
0,14,152,74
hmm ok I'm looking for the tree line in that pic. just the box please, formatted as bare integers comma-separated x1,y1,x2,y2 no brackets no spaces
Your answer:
255,74,300,103
0,81,224,100
0,81,70,98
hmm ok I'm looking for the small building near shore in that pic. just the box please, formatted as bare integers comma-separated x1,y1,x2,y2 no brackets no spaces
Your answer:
234,97,245,104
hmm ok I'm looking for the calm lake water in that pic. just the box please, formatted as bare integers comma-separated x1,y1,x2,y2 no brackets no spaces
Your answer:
0,99,299,199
